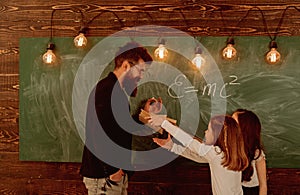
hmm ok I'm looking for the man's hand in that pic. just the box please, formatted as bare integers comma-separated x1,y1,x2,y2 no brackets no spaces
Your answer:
109,169,124,182
153,134,173,150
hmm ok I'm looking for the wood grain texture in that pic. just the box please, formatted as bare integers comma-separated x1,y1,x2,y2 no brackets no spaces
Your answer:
0,0,300,194
1,2,300,46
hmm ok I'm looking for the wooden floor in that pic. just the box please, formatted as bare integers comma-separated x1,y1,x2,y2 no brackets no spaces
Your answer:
1,153,300,194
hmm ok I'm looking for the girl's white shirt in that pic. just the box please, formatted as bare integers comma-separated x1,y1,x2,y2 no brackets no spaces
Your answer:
242,149,266,187
161,120,243,195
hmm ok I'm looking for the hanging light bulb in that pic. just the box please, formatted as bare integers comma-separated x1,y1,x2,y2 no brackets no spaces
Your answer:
192,46,205,69
42,43,57,65
222,37,237,60
74,27,88,48
266,41,281,65
154,39,168,60
74,33,87,48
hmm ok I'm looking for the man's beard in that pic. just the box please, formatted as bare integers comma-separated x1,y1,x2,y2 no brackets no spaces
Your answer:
123,76,138,97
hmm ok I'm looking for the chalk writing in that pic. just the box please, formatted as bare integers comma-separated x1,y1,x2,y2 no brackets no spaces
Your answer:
168,74,240,99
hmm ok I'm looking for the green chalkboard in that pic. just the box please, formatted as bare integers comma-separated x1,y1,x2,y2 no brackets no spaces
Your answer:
19,36,300,168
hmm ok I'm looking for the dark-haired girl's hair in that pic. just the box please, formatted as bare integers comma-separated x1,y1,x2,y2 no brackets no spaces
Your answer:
234,109,264,181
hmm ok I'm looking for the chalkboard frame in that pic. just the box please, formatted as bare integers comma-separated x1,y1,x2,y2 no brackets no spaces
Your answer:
19,36,300,168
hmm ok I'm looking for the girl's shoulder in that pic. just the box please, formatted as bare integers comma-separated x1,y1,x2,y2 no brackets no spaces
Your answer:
204,145,224,161
254,149,266,161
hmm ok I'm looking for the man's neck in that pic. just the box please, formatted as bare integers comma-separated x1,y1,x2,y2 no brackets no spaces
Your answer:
113,70,124,87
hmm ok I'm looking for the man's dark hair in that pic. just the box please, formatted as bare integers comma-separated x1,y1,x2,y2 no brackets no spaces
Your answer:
114,42,153,69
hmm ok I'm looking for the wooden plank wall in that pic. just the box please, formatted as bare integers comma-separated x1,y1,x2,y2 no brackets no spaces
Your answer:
1,0,300,194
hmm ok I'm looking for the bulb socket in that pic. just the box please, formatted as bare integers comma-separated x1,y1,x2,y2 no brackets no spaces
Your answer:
195,46,202,54
79,26,88,34
158,38,166,45
47,43,55,50
269,40,278,49
227,37,235,45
